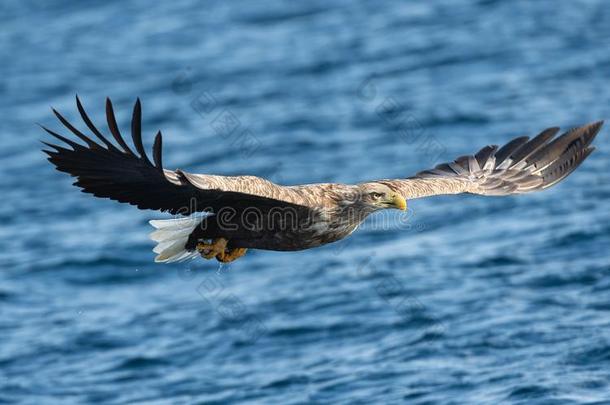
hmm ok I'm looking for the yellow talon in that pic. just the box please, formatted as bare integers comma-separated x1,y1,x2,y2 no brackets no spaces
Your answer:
196,239,247,263
196,238,228,260
217,248,248,263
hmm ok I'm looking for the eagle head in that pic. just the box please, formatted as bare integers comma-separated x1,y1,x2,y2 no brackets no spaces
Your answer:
346,182,407,213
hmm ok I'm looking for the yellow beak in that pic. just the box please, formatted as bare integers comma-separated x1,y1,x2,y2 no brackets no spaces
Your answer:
390,193,407,210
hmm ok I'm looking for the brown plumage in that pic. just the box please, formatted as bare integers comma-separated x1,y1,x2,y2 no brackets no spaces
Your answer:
42,97,602,263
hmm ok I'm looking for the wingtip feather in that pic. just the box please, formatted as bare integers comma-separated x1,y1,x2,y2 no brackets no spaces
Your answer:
153,131,163,171
131,97,151,164
106,97,134,154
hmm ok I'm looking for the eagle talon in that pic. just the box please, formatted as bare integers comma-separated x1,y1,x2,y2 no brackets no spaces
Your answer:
197,238,228,260
195,242,211,256
216,248,248,263
196,239,246,263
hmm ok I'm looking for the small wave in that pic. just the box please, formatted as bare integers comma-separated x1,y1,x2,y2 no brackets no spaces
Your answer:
0,290,14,302
507,385,554,400
564,342,610,366
116,356,169,371
237,7,326,26
72,332,128,351
523,273,599,289
267,320,364,339
474,255,526,268
548,226,609,249
261,374,311,390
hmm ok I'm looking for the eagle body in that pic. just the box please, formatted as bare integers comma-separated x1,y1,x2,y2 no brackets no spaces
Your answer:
42,97,602,263
184,183,365,252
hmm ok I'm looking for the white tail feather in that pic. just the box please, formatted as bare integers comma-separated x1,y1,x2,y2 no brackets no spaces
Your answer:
149,214,210,263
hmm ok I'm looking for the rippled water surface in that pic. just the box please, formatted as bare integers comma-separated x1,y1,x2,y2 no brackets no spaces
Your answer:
1,1,610,403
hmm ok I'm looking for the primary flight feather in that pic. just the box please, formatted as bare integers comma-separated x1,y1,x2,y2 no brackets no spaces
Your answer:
42,97,602,263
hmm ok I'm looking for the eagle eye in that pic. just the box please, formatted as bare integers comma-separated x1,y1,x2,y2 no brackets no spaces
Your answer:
370,192,383,200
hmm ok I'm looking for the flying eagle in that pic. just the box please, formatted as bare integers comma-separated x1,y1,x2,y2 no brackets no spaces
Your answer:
42,97,602,263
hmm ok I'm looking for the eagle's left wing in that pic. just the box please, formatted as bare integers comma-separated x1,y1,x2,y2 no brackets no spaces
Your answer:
377,122,602,200
42,97,308,215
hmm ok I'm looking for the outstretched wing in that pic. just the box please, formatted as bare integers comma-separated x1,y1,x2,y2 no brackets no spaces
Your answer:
378,122,602,199
42,96,303,215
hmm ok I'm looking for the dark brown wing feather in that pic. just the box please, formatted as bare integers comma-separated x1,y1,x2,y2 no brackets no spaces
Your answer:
42,96,309,215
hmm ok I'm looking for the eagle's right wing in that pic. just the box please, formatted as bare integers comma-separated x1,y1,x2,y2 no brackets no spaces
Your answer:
378,121,602,200
42,97,302,215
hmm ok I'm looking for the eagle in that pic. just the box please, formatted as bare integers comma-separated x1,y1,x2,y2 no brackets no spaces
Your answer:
42,97,602,264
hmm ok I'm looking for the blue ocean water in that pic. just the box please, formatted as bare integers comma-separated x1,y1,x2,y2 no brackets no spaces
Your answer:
1,0,610,403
